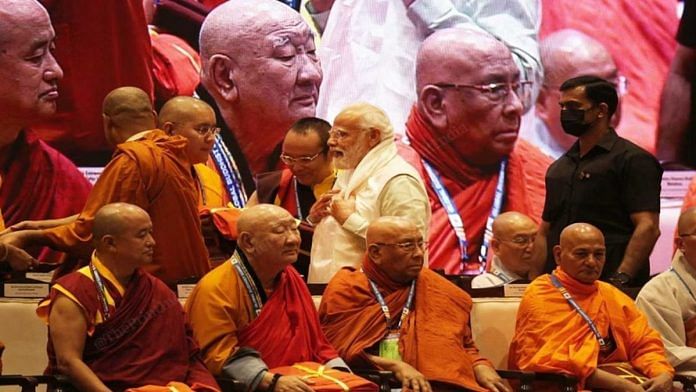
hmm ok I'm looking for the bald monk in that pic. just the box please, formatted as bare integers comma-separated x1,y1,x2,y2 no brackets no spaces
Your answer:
522,29,624,159
185,205,348,391
0,0,91,262
37,203,218,391
399,28,551,275
1,89,211,284
198,0,323,197
509,223,673,391
472,212,538,288
637,208,696,376
320,217,509,392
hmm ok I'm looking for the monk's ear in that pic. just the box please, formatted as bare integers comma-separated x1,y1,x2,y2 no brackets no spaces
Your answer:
162,122,175,136
491,237,501,253
552,245,562,265
237,232,254,254
101,235,117,251
418,86,448,131
206,54,239,104
368,244,381,263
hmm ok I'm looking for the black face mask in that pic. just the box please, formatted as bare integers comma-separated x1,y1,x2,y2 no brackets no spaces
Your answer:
560,108,593,137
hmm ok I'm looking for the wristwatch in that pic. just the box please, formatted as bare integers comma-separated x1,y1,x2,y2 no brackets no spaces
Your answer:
608,271,631,287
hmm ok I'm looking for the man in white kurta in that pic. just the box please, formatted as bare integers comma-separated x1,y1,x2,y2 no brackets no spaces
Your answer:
308,103,430,283
636,207,696,377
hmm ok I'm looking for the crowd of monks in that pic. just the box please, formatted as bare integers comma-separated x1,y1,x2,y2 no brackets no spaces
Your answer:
0,0,695,391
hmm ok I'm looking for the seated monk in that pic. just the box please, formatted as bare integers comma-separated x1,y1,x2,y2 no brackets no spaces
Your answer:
319,216,510,392
1,88,212,284
36,203,219,391
185,204,352,391
248,117,337,278
471,212,538,288
509,223,674,391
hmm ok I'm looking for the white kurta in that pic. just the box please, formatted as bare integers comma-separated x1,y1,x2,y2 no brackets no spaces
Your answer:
636,251,696,376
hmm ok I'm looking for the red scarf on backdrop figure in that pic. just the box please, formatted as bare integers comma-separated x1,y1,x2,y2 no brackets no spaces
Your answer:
0,130,91,262
276,169,299,217
236,266,338,368
401,108,550,274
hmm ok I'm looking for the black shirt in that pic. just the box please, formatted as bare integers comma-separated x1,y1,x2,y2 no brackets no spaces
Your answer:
542,128,663,283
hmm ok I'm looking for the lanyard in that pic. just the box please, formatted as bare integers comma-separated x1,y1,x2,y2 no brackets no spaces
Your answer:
670,267,696,301
421,159,507,273
367,278,416,330
550,273,608,347
211,134,248,208
89,262,112,321
293,176,303,221
231,253,263,316
491,270,514,284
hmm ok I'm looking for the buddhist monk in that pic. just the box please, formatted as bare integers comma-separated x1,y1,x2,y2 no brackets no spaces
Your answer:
198,0,323,198
36,203,218,391
248,117,337,278
399,27,551,275
509,223,673,391
472,212,537,288
0,0,91,263
320,216,509,392
637,207,696,377
1,90,211,284
185,205,349,391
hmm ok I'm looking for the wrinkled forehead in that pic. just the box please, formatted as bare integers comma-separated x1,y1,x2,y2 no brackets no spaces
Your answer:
262,18,315,48
0,9,54,51
444,48,519,84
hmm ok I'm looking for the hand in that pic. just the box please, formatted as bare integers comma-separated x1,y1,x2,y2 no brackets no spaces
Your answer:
1,243,38,272
473,364,511,392
642,372,673,392
0,229,39,249
274,375,315,392
8,220,52,232
330,197,356,225
308,190,339,225
392,361,432,392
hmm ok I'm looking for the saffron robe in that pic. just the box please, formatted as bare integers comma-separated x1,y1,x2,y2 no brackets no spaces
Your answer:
636,251,696,376
400,108,551,274
184,252,338,375
319,260,491,391
44,130,210,284
36,255,218,391
0,129,91,262
509,268,674,388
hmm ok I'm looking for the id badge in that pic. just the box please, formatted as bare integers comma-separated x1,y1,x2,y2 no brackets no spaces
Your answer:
378,332,401,360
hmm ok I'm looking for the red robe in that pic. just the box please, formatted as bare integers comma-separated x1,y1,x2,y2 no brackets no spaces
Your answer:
0,129,91,262
35,0,154,165
400,108,551,274
37,257,218,391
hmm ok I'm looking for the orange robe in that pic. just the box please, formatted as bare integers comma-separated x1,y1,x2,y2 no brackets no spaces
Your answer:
509,268,673,388
319,259,491,391
195,164,228,209
44,130,210,284
401,108,551,274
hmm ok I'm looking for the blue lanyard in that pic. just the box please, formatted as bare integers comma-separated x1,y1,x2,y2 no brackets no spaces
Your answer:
421,159,507,273
367,278,416,330
293,176,303,221
550,273,608,347
231,252,263,316
670,267,696,301
89,262,111,321
211,134,248,208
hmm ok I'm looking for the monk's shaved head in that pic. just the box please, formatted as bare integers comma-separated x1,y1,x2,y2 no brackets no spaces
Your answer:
678,208,696,236
416,28,511,93
559,223,605,248
237,204,294,235
158,96,214,128
236,204,300,269
93,203,150,241
493,212,537,239
366,216,417,246
366,217,424,283
0,0,48,48
541,29,616,88
102,87,156,145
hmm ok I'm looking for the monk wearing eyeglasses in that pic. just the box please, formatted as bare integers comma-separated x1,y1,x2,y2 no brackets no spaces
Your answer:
247,117,336,278
399,27,551,277
320,216,510,392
